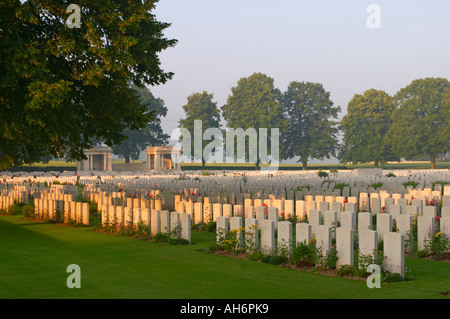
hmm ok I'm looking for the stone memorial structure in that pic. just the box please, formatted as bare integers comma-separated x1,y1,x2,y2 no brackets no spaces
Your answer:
76,146,112,172
145,145,181,171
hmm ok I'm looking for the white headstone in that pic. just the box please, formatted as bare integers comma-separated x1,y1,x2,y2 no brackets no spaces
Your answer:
341,211,356,230
397,214,413,253
212,203,223,221
423,206,437,218
260,219,275,254
417,215,435,251
296,223,312,245
336,227,354,268
216,216,229,243
255,206,266,221
315,225,332,256
267,207,279,229
383,232,405,278
377,213,392,241
181,212,191,243
357,212,372,231
358,229,378,263
278,221,292,256
151,209,161,235
230,216,244,247
170,211,181,238
245,218,259,251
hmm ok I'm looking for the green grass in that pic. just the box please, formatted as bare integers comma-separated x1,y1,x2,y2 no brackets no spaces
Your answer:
22,160,77,167
0,214,449,299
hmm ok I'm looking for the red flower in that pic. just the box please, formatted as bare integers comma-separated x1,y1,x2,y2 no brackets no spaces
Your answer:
382,206,386,210
436,216,441,221
343,200,347,204
263,203,266,207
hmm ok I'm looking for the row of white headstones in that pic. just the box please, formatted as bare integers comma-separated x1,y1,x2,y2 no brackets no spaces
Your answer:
2,170,450,279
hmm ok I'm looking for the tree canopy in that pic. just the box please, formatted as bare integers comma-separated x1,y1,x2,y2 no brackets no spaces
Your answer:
112,84,169,163
221,73,286,169
178,91,221,166
282,81,340,170
339,89,398,167
386,77,450,169
0,0,176,169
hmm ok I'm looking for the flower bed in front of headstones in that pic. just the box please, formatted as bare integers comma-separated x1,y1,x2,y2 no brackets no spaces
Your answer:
93,218,190,245
203,220,408,284
418,216,450,260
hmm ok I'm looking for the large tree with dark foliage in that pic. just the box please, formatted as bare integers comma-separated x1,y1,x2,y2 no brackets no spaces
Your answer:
112,84,169,163
386,78,450,169
282,81,340,170
339,89,398,167
221,72,286,169
0,0,176,169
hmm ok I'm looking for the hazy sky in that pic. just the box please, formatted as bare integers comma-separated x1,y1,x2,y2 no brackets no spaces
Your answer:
149,0,450,161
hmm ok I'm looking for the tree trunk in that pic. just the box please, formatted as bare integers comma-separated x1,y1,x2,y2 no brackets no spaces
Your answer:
374,160,379,168
255,158,260,170
302,158,308,171
431,155,436,169
125,156,130,164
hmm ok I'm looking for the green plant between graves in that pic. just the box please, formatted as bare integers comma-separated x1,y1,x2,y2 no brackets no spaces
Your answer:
153,226,190,245
334,250,407,283
260,250,289,266
370,182,384,190
317,170,329,178
291,240,316,267
0,204,21,216
21,204,35,218
314,246,338,271
402,181,419,188
333,183,350,196
420,231,450,260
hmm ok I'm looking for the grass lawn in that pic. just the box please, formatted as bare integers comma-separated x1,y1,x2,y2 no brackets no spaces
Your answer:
0,214,449,299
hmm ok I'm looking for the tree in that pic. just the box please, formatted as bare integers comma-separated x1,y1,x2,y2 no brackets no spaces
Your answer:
339,89,398,167
112,85,169,163
386,78,450,169
221,73,286,169
0,0,176,169
178,91,221,167
282,81,340,170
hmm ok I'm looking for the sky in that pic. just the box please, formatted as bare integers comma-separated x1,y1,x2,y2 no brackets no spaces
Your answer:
147,0,450,163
